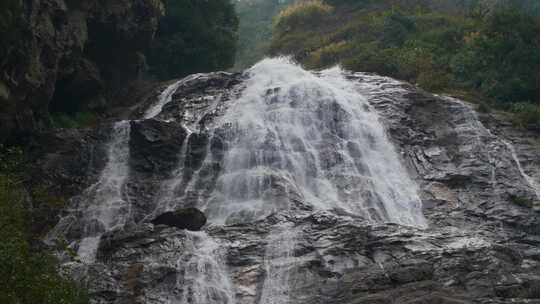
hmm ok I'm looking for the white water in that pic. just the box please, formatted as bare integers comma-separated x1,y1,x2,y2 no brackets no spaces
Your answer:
259,225,297,304
503,139,540,199
77,120,131,263
445,97,540,200
144,73,205,120
204,58,426,227
178,231,236,304
73,79,186,262
144,80,183,119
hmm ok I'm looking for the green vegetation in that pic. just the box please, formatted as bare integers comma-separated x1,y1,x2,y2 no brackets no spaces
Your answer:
268,0,540,126
234,0,293,69
148,0,239,79
509,194,534,208
0,146,88,304
51,112,99,129
0,0,22,61
274,0,334,31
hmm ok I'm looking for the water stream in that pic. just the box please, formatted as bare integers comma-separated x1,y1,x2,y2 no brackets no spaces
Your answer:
76,120,131,263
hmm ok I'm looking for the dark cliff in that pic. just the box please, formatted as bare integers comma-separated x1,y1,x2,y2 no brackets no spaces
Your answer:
0,0,238,144
0,0,165,143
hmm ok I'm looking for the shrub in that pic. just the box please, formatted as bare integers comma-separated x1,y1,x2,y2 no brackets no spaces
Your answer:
274,0,333,32
148,0,239,79
509,102,540,128
0,147,88,304
306,41,352,68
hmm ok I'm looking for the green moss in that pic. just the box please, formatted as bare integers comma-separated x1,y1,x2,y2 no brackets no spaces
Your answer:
51,112,99,129
509,194,534,209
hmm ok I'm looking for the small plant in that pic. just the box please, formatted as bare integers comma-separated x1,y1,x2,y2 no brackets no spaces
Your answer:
509,194,534,209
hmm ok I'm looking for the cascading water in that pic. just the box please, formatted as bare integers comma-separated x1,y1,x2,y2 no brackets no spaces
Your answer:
203,58,426,227
151,58,427,303
179,231,236,304
145,79,184,119
259,224,298,304
75,120,131,263
51,58,429,303
503,140,540,199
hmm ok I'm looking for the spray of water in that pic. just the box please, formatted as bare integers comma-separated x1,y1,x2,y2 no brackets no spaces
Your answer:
77,120,131,263
204,58,426,227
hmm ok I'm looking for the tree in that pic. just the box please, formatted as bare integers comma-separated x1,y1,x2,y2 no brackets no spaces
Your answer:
148,0,239,79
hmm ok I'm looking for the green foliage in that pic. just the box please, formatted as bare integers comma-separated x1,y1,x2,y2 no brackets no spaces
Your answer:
0,0,22,61
274,0,334,32
509,102,540,127
51,112,99,129
0,146,88,304
509,194,534,208
452,8,540,104
270,0,540,123
234,0,294,69
148,0,239,79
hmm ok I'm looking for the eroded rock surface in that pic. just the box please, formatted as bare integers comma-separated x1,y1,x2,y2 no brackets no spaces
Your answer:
46,62,540,304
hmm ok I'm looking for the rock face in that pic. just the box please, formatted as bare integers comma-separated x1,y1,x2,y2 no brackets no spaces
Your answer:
45,59,540,304
151,208,207,231
0,0,164,143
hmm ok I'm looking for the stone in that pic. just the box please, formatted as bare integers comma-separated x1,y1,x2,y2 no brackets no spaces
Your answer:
151,208,207,231
42,69,540,304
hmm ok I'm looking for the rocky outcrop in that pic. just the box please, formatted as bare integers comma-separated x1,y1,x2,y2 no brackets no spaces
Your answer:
151,208,207,230
45,66,540,304
0,0,164,143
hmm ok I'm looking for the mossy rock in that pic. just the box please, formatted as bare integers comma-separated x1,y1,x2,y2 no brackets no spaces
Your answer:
509,194,534,209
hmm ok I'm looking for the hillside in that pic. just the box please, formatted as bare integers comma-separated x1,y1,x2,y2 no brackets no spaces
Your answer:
268,0,540,128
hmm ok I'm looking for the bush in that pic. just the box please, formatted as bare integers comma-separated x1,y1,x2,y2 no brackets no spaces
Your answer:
0,0,22,62
509,102,540,127
148,0,239,79
306,41,352,68
0,147,88,304
274,0,333,32
453,8,540,103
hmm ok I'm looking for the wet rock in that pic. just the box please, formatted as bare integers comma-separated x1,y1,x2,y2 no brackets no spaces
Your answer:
151,208,207,231
49,69,540,304
0,0,164,143
129,119,187,175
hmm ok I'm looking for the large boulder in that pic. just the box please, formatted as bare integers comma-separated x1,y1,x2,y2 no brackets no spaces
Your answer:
151,208,207,231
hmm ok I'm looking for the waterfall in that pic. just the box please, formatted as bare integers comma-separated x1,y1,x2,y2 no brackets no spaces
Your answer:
77,120,131,263
503,140,540,199
144,73,205,120
145,80,184,119
50,58,429,302
192,58,425,303
259,224,297,304
179,231,236,304
205,58,426,227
